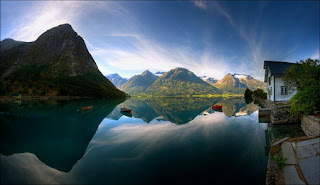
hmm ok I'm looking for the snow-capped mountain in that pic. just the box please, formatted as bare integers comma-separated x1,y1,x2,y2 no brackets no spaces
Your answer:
154,71,166,76
105,73,128,87
214,73,266,93
199,76,218,85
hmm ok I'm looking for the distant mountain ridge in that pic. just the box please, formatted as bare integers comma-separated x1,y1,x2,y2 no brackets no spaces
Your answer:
154,71,165,76
120,70,158,94
199,76,218,85
0,24,126,98
116,69,265,96
214,73,266,93
0,38,28,52
105,73,127,87
145,67,220,96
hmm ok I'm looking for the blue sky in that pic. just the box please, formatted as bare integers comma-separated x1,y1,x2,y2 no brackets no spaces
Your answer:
1,1,319,80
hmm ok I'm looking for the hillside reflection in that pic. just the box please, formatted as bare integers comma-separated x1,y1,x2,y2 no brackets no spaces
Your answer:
0,97,259,174
106,97,259,124
0,99,123,172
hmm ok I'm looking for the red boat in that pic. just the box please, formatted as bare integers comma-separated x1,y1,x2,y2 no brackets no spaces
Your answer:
81,105,93,111
121,107,132,112
212,105,223,109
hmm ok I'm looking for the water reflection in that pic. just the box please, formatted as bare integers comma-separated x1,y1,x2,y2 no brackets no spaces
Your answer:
107,97,259,124
0,97,266,185
1,111,268,185
0,99,123,172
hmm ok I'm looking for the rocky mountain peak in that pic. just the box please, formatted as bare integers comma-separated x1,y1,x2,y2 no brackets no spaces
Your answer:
0,38,27,52
106,73,128,87
214,73,266,93
15,23,99,76
141,70,158,81
108,73,121,78
173,67,189,72
141,70,152,76
1,38,16,42
0,24,126,98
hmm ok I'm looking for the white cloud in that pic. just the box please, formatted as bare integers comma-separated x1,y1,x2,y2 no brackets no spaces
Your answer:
211,1,267,80
2,1,267,80
310,50,319,59
91,112,230,158
89,33,232,79
194,0,207,10
4,2,80,41
3,1,123,42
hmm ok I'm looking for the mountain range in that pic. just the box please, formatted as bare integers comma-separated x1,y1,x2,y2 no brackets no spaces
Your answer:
1,24,265,98
105,73,127,87
145,67,219,96
213,73,266,93
0,24,125,98
120,70,158,94
109,69,265,96
107,97,258,124
199,76,218,85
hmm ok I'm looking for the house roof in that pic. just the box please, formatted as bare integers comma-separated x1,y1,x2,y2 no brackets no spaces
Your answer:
264,61,296,76
263,61,296,82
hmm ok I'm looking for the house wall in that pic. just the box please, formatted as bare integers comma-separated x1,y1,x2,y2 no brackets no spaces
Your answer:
266,66,297,101
274,77,297,101
266,68,274,101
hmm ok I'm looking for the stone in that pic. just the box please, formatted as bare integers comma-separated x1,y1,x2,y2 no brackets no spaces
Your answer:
312,143,320,153
270,101,300,124
296,145,317,159
273,137,289,146
299,156,320,185
281,142,297,164
301,115,320,136
283,165,305,185
296,138,320,147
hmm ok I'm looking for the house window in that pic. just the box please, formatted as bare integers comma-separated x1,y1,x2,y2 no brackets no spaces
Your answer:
281,86,288,95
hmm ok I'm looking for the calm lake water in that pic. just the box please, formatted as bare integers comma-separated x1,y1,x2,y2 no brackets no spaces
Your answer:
0,97,269,184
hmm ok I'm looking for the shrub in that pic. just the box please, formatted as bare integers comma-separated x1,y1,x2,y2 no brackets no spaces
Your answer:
253,88,267,99
244,88,253,98
283,58,320,115
271,154,287,169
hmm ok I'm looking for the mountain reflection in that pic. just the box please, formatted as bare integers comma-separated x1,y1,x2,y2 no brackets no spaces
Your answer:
0,97,258,173
0,99,123,172
106,97,259,124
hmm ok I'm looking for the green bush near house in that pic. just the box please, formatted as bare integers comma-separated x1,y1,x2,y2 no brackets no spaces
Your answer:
283,58,320,115
253,88,267,99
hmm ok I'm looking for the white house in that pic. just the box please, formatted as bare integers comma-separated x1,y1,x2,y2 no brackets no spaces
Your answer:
264,61,297,101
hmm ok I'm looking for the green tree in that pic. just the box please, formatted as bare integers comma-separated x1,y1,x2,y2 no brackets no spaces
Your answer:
244,88,253,104
253,88,267,99
244,88,253,98
283,58,320,115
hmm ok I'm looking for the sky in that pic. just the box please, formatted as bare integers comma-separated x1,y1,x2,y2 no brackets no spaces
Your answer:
1,1,319,80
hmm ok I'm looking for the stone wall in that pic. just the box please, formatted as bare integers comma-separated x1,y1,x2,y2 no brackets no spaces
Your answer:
270,101,300,124
254,97,271,108
301,115,320,136
254,98,300,124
